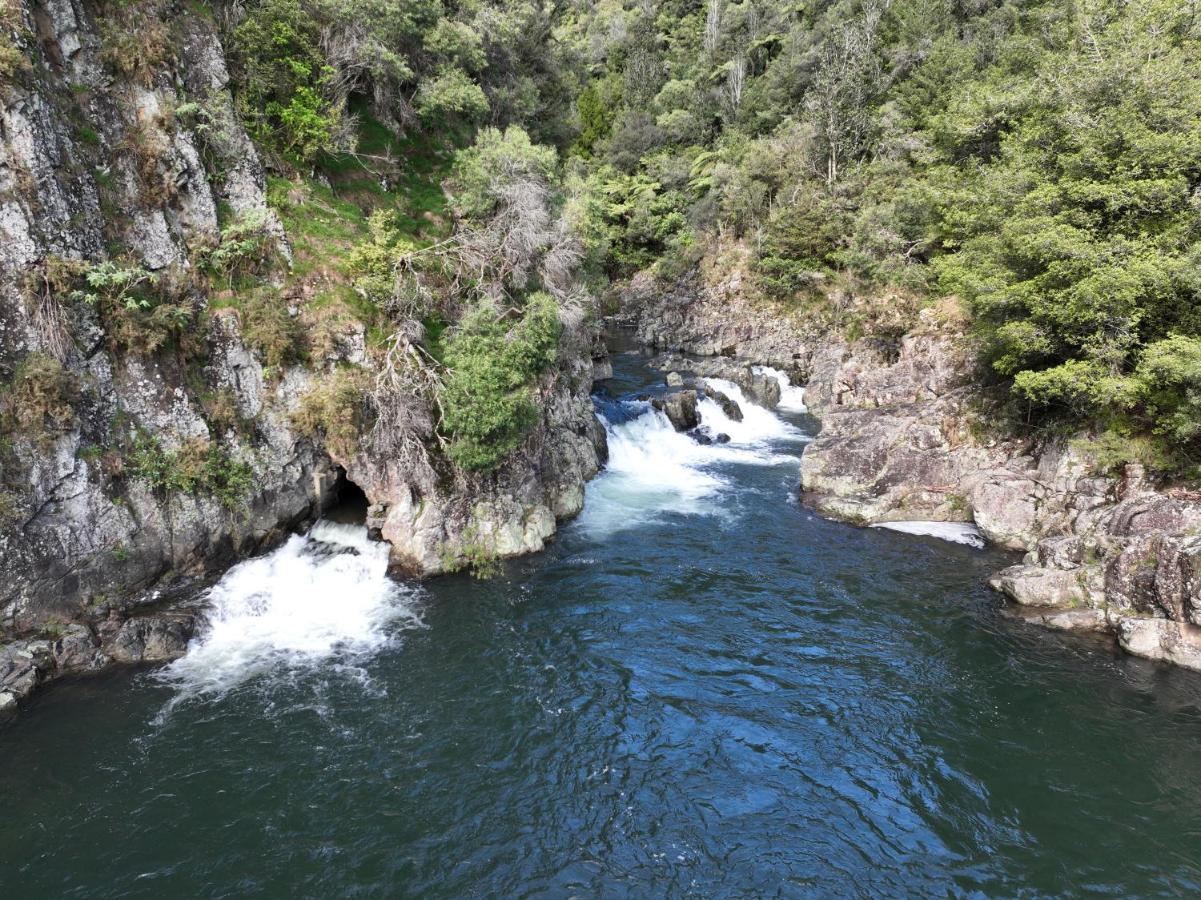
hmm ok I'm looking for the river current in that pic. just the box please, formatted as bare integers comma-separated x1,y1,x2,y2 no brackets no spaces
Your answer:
3,350,1201,896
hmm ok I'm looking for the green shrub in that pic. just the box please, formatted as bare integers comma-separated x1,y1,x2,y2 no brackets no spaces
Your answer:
415,67,488,126
66,260,199,357
201,210,278,285
98,8,171,86
290,366,372,458
229,0,344,162
447,126,558,221
1134,335,1201,445
0,42,21,80
439,293,560,471
0,353,79,445
235,287,304,372
128,433,254,510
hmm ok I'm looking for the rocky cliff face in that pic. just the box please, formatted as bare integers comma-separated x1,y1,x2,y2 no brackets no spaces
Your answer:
1,0,335,682
628,261,1201,673
0,0,605,715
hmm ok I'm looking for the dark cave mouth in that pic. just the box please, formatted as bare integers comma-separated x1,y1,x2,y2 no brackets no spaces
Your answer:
324,467,369,525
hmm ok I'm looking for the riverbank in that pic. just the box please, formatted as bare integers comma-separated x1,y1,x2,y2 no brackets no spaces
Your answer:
622,256,1201,672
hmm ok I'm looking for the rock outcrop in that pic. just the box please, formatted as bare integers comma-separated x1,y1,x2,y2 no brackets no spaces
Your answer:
625,263,1201,673
0,0,607,715
652,390,699,431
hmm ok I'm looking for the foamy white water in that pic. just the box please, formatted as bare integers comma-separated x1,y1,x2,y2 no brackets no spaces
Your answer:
579,404,728,535
753,365,808,412
581,380,809,536
159,521,421,700
700,378,809,447
871,521,986,549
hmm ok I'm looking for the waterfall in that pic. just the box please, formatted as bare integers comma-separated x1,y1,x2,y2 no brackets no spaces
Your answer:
698,378,808,445
753,365,808,412
581,383,808,537
158,521,422,701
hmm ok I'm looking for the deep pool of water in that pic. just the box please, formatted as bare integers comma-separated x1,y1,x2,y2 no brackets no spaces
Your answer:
3,350,1201,897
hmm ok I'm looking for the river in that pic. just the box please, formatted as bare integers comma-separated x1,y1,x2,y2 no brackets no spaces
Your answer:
3,349,1201,895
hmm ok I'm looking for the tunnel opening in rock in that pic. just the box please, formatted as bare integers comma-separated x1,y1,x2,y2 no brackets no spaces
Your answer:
324,467,369,525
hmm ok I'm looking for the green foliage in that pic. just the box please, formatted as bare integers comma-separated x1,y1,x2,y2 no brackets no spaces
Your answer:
229,0,344,161
572,81,618,158
0,38,23,83
128,433,254,510
98,4,171,86
0,0,28,85
416,67,488,125
200,210,278,284
1134,336,1201,446
290,366,373,458
440,293,560,471
440,525,502,578
236,286,304,372
67,260,199,357
0,353,79,446
447,126,558,221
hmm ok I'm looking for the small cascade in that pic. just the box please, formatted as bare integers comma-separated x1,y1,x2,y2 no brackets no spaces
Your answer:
698,378,808,446
158,521,421,700
753,365,808,412
582,378,810,536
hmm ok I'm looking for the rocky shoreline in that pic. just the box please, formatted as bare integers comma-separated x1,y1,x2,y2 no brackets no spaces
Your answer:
0,0,609,717
624,263,1201,673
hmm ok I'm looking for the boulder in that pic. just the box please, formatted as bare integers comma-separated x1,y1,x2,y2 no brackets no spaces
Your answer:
990,565,1089,607
652,390,699,432
702,385,743,422
748,371,782,408
102,615,196,664
666,371,684,387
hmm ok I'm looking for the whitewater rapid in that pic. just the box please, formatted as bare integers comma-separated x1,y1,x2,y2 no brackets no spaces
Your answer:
579,371,810,537
158,521,421,701
754,365,808,411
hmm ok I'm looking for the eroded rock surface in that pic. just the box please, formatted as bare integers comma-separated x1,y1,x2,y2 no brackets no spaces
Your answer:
0,0,607,714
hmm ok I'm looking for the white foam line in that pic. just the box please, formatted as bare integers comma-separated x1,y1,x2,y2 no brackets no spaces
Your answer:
870,521,986,549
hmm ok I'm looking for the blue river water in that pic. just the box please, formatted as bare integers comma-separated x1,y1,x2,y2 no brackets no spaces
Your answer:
2,348,1201,896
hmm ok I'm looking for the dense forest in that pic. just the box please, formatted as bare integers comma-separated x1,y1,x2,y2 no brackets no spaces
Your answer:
6,0,1200,476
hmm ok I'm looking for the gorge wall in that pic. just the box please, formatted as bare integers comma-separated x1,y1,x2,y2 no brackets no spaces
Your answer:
625,255,1201,673
0,0,605,714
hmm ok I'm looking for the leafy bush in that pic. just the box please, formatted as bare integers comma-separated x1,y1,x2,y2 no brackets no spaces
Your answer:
60,260,199,357
229,0,344,161
201,210,278,285
415,67,488,126
440,293,560,471
1134,336,1201,446
446,126,558,221
291,366,373,458
128,433,254,510
236,288,304,372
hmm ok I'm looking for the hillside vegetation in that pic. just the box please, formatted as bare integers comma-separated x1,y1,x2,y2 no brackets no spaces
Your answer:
6,0,1199,476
